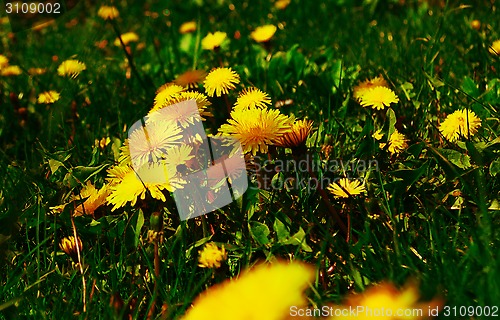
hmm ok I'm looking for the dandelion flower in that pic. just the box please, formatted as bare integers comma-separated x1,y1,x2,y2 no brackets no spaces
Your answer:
471,20,481,30
201,31,227,50
179,21,197,34
97,5,119,20
274,119,313,148
0,55,8,69
37,91,60,104
198,242,227,268
328,178,366,199
151,91,212,121
153,83,186,110
275,0,291,10
251,25,277,43
234,87,271,110
127,120,183,168
1,65,22,76
439,109,481,142
353,75,389,101
106,163,182,211
386,129,408,154
182,261,314,320
489,40,500,56
57,59,86,78
28,67,46,75
173,69,206,89
359,86,399,110
329,281,443,320
204,67,240,97
72,181,110,217
219,107,294,155
114,32,139,46
372,129,384,140
60,236,83,262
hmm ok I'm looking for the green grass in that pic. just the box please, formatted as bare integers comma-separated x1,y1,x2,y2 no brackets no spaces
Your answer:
1,0,499,318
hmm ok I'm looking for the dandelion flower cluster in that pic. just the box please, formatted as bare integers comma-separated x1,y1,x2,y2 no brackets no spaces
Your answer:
251,25,278,43
328,178,366,199
182,261,314,320
57,59,86,78
204,67,240,97
37,91,60,104
97,5,119,20
439,109,481,142
152,83,186,110
219,107,294,155
359,86,399,110
201,31,227,50
234,87,271,110
198,242,227,268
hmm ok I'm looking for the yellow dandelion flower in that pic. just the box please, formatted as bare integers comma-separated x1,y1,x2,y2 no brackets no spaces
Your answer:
173,69,206,89
489,39,500,56
471,20,481,30
153,83,186,110
106,163,182,211
59,236,83,262
218,107,294,155
329,281,443,320
353,75,389,101
439,109,481,142
251,24,277,43
204,67,240,97
114,32,139,46
234,87,272,110
179,21,197,34
359,86,399,110
198,242,227,268
201,31,227,50
127,120,183,168
153,91,213,119
275,0,291,10
387,129,408,154
97,5,119,20
327,178,366,199
37,91,60,104
72,181,110,217
1,65,22,76
274,119,313,148
372,129,384,140
57,59,86,78
182,261,314,320
163,144,195,169
28,67,47,75
0,55,8,69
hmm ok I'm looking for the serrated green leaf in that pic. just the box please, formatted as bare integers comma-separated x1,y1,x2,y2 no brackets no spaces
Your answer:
48,159,65,174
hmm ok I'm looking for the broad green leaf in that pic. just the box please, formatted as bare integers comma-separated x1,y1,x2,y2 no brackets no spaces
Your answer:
48,159,65,174
249,221,270,246
273,218,290,242
490,158,500,177
439,148,472,169
387,108,397,138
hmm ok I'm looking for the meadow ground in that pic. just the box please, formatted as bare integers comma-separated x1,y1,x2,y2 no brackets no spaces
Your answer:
0,0,499,319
